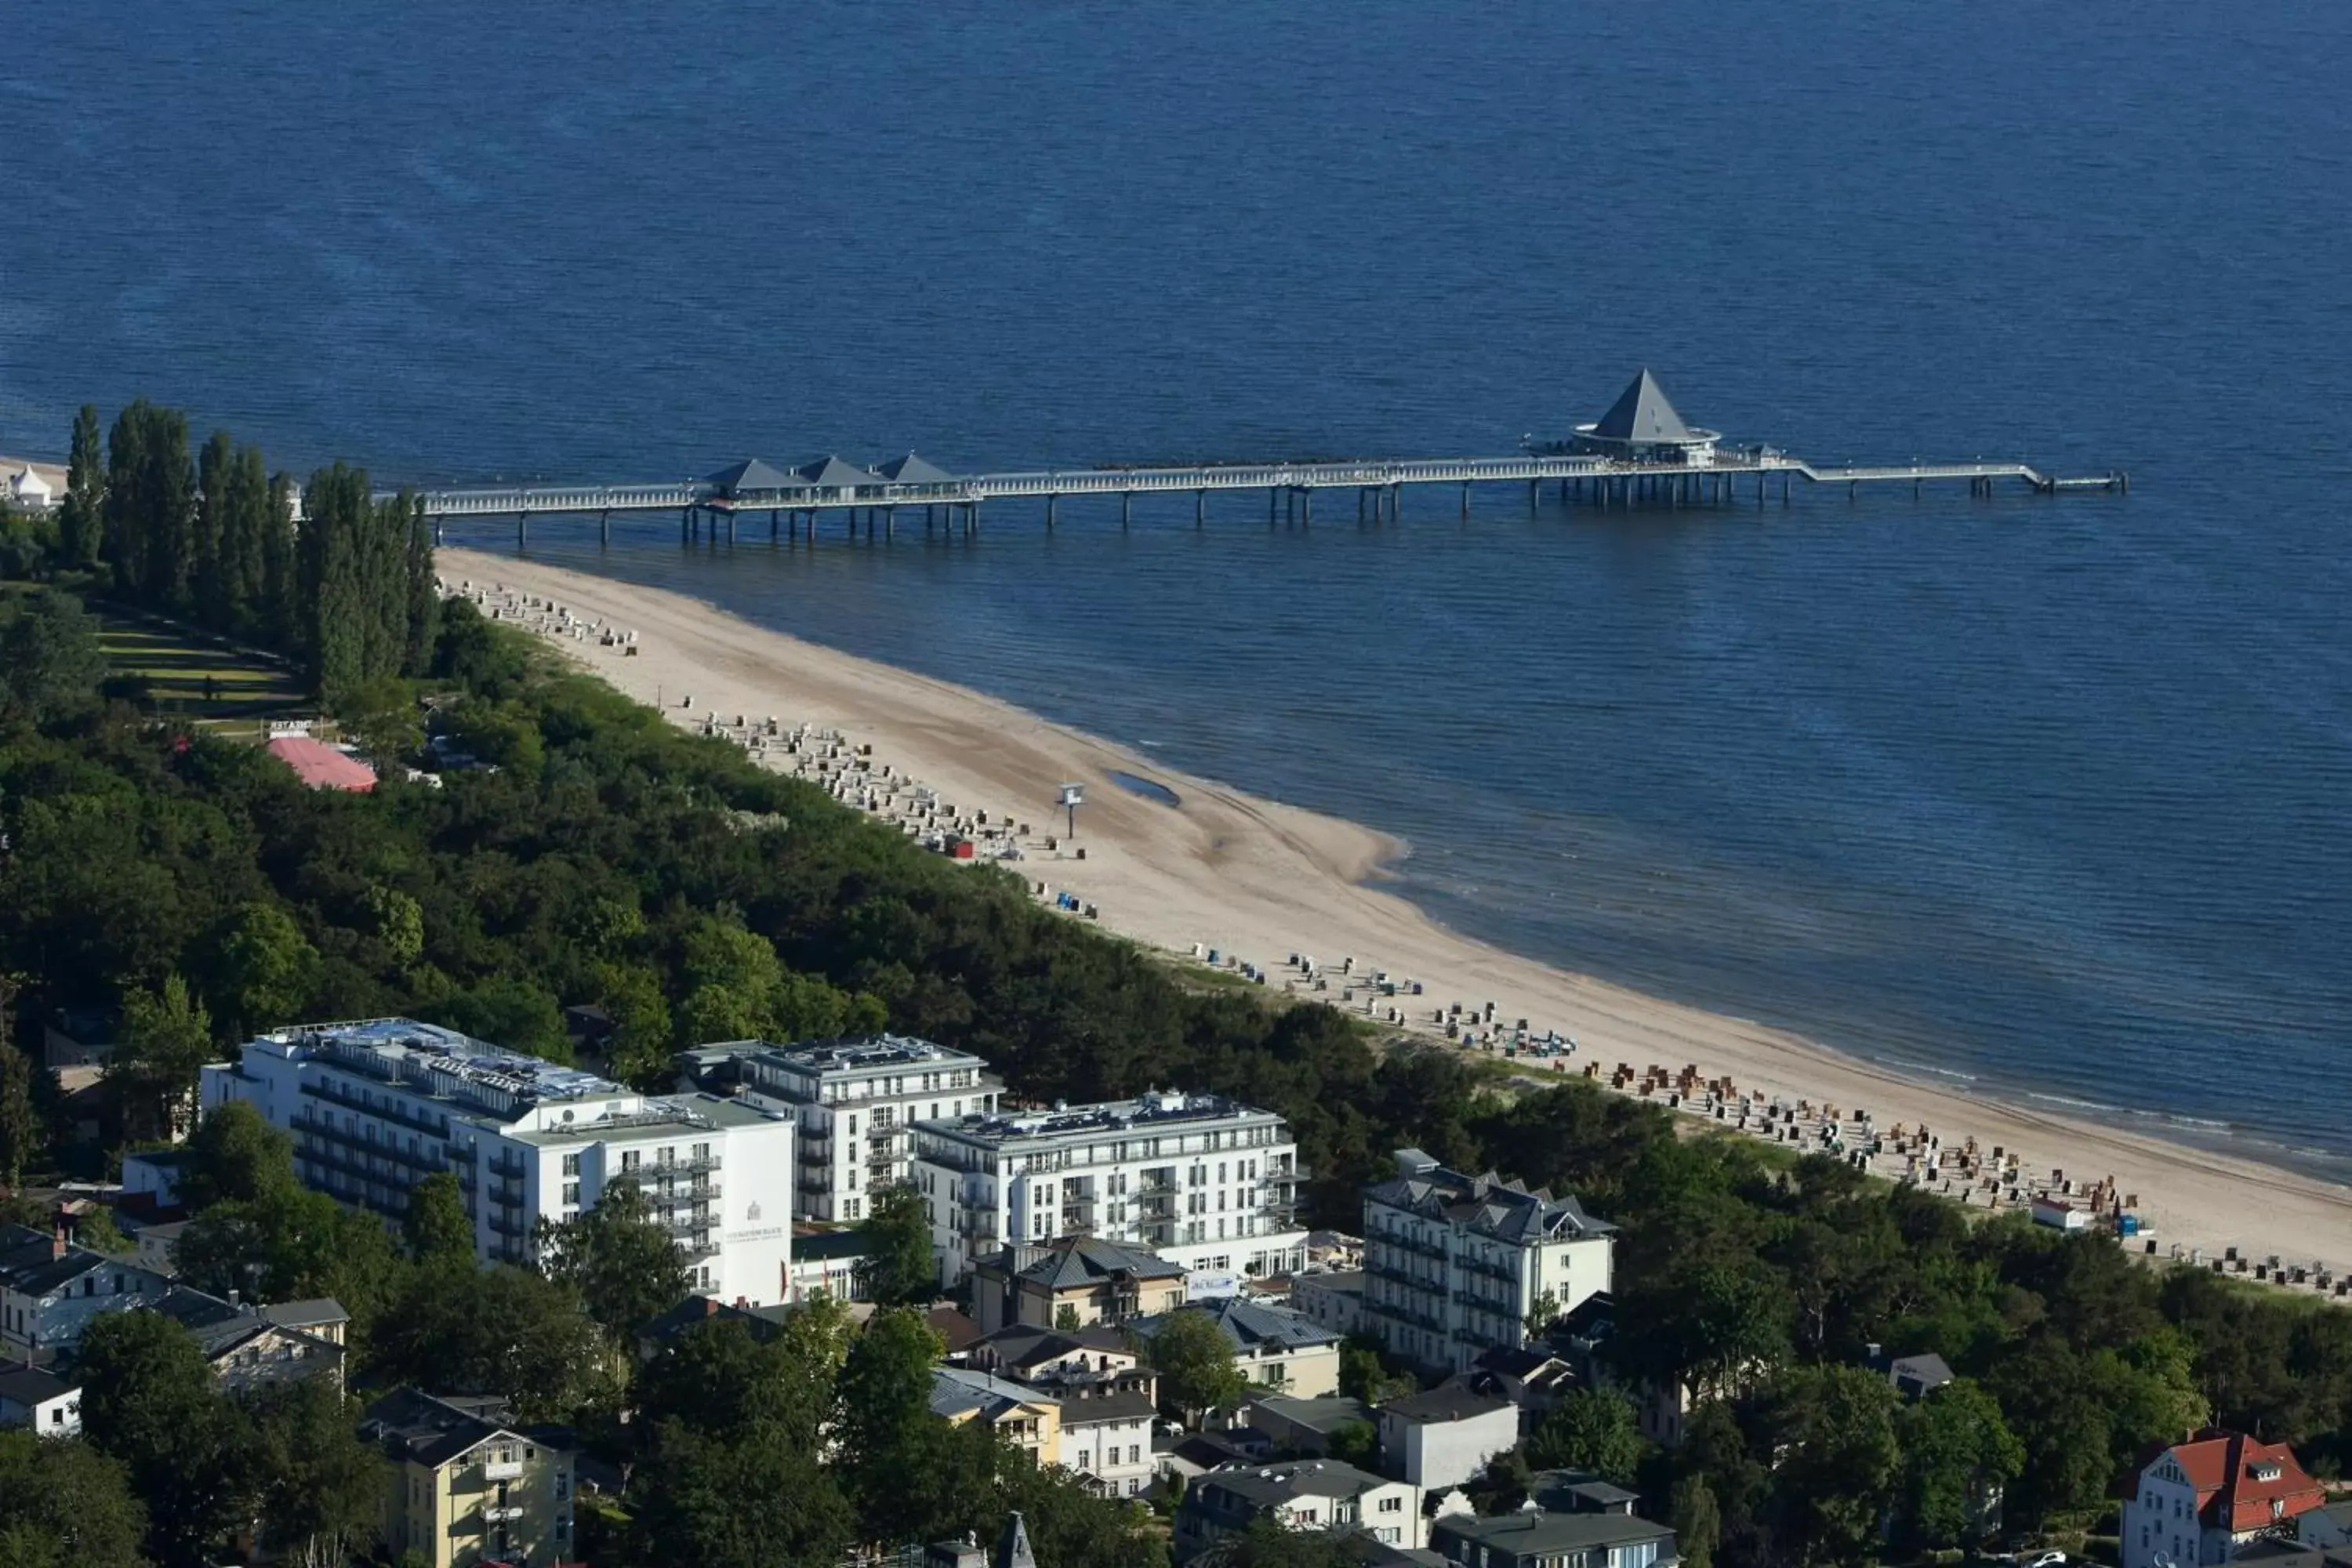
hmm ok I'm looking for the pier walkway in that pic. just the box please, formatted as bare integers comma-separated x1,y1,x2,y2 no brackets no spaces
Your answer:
363,370,2123,543
395,448,2125,546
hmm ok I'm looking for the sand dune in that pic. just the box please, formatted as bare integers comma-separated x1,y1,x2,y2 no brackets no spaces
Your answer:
439,546,2352,1278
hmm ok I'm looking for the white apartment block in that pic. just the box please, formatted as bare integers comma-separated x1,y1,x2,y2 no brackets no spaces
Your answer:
687,1035,1000,1224
1360,1149,1616,1375
201,1020,795,1305
911,1090,1308,1288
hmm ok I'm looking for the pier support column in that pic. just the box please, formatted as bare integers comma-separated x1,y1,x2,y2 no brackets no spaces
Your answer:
1196,489,1206,528
1462,481,1471,519
1301,488,1312,525
1269,488,1279,526
517,513,528,549
1121,492,1132,529
1358,488,1367,523
1528,478,1538,512
1849,481,1859,502
726,511,737,543
886,506,896,540
768,510,777,542
599,511,612,546
1047,494,1057,529
433,518,445,546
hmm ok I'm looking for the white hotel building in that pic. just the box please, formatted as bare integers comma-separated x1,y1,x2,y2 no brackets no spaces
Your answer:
682,1035,1002,1225
200,1020,795,1304
911,1090,1308,1288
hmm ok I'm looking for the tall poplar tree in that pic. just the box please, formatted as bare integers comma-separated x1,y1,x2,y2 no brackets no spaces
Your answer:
262,467,295,648
195,430,234,630
59,403,105,567
103,402,153,593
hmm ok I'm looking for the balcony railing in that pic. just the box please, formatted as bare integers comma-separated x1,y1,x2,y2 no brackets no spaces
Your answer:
489,1182,526,1209
488,1210,531,1238
481,1459,524,1482
299,1079,448,1139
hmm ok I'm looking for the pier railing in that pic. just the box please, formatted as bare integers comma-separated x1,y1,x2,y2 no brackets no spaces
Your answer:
367,447,2122,527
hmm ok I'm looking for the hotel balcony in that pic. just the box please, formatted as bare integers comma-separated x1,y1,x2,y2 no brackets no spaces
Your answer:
481,1459,524,1483
1135,1191,1178,1216
299,1079,448,1139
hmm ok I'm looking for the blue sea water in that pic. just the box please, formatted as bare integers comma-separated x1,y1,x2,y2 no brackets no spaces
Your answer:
4,2,2349,1175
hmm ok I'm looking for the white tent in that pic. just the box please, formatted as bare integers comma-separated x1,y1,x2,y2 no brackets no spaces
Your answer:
8,466,53,509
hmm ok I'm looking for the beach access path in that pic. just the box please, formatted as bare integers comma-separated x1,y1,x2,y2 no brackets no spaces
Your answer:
439,547,2352,1273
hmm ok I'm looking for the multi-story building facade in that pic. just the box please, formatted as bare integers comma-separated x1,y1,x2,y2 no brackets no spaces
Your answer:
689,1034,1000,1224
1360,1149,1616,1375
201,1019,794,1305
361,1388,575,1568
910,1090,1308,1287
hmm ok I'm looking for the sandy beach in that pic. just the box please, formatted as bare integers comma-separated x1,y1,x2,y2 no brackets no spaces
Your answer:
441,546,2352,1278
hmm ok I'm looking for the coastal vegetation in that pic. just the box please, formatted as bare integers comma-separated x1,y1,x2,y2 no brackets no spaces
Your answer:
0,405,2347,1564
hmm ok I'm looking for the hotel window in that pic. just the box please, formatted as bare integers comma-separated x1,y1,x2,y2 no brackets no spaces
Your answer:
563,1182,580,1206
621,1150,640,1171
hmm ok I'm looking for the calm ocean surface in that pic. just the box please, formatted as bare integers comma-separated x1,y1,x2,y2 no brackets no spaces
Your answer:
5,3,2349,1176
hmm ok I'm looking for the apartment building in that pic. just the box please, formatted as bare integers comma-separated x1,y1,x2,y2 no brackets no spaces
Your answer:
361,1388,575,1568
971,1236,1188,1335
201,1019,794,1305
1360,1149,1617,1375
912,1089,1307,1287
681,1034,1001,1224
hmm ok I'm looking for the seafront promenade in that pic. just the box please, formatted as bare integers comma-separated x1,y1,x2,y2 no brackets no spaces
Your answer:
442,548,2352,1304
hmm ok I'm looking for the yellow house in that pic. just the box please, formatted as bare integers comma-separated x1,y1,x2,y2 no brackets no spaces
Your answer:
361,1388,575,1568
929,1367,1062,1468
971,1236,1189,1336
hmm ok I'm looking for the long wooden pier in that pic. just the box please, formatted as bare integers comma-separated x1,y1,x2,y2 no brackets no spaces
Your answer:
393,448,2125,547
360,370,2124,545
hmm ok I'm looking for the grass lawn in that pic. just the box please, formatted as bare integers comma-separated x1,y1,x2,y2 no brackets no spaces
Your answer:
93,608,314,731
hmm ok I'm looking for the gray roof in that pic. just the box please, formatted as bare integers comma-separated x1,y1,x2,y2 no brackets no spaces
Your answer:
0,1363,78,1406
873,452,959,484
361,1386,520,1469
261,1298,348,1330
1888,1352,1956,1393
0,1225,110,1298
1054,1386,1159,1427
1196,1457,1391,1508
1132,1298,1340,1354
702,458,797,495
792,455,883,488
1250,1393,1373,1434
1432,1509,1677,1558
930,1366,1059,1422
1379,1381,1513,1425
989,1236,1184,1290
1364,1163,1616,1246
1589,369,1697,444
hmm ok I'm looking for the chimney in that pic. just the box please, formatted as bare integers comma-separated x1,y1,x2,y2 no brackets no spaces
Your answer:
51,1214,68,1261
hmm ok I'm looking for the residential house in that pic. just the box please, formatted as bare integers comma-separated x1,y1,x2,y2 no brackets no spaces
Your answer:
1129,1298,1343,1398
1377,1383,1519,1491
132,1218,192,1277
153,1287,347,1391
1047,1370,1160,1499
930,1366,1062,1468
0,1363,80,1436
962,1323,1139,1385
1246,1393,1374,1457
1428,1508,1678,1568
1468,1344,1581,1436
1293,1269,1368,1338
2303,1505,2352,1550
1527,1470,1642,1516
911,1089,1308,1287
786,1229,873,1302
973,1236,1189,1335
41,1005,116,1094
1867,1345,1956,1400
0,1221,176,1362
361,1388,575,1568
2122,1430,2327,1568
1175,1458,1423,1562
202,1018,794,1302
1362,1149,1616,1376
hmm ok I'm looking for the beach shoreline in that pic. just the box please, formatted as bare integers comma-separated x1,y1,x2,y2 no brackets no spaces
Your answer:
438,546,2352,1279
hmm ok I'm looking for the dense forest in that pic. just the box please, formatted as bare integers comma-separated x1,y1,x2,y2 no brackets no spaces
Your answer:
2,405,2348,1567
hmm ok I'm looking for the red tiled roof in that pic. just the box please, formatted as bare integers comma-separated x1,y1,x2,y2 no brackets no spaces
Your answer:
265,736,376,793
2147,1431,2325,1534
